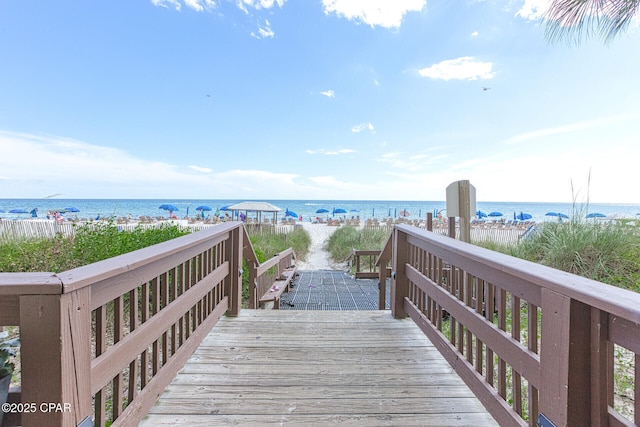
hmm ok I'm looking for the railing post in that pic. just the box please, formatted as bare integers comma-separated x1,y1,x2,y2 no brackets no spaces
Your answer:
539,288,591,426
248,261,258,309
19,287,92,427
391,228,409,318
225,224,242,316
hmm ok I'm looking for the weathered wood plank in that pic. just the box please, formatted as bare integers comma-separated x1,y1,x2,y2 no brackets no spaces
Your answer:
142,412,498,426
141,310,497,426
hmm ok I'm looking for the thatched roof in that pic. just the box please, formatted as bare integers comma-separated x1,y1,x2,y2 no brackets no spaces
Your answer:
225,201,282,212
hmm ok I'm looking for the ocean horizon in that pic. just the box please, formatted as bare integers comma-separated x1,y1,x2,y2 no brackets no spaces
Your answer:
1,198,639,224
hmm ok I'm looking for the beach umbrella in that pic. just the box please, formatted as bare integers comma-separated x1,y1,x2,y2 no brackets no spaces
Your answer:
9,209,28,214
399,209,410,217
196,205,212,211
333,208,347,215
350,209,359,213
488,211,503,217
159,204,179,217
586,212,606,218
476,210,488,218
558,213,569,219
285,209,298,218
64,207,80,213
545,211,559,217
315,208,329,214
515,212,532,221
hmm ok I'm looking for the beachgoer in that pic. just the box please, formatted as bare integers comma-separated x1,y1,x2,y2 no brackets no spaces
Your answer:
30,207,38,218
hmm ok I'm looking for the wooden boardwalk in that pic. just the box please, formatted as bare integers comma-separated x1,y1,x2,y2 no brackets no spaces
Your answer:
141,310,497,426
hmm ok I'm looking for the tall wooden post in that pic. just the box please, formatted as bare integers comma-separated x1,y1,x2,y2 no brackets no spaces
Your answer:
391,229,409,319
539,288,591,426
19,288,92,427
225,224,242,316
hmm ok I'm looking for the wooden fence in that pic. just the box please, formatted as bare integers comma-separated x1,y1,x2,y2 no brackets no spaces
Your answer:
0,220,293,243
379,223,640,426
0,222,285,427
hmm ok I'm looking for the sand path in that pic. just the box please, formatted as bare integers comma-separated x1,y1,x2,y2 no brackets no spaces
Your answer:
295,222,343,270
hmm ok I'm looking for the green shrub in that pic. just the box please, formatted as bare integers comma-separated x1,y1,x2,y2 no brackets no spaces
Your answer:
326,226,391,262
507,218,640,292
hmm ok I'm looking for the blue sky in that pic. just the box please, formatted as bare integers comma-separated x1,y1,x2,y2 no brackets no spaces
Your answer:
1,0,639,203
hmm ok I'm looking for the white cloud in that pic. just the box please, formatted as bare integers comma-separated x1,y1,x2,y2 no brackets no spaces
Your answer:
188,165,213,173
151,0,182,10
322,0,426,29
306,148,356,155
251,19,275,38
419,56,495,81
471,30,479,37
320,90,335,98
151,0,216,12
351,122,375,133
516,0,550,20
505,114,640,144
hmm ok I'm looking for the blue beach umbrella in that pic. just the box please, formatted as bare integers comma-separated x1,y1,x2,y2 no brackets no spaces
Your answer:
333,208,347,215
476,210,488,218
196,205,212,211
159,204,179,216
488,211,503,217
545,211,559,217
559,213,569,219
515,212,532,221
586,212,606,218
9,209,28,214
315,208,329,214
64,207,80,213
350,209,359,213
285,209,298,218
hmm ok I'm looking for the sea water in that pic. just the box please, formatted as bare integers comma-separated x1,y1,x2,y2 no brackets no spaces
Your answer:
0,198,639,223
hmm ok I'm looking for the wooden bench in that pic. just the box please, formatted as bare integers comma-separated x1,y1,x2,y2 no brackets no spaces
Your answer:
259,266,297,309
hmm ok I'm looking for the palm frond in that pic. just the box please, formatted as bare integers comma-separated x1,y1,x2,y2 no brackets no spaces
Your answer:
544,0,640,44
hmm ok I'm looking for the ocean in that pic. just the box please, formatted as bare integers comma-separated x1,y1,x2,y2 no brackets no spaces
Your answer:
1,198,639,223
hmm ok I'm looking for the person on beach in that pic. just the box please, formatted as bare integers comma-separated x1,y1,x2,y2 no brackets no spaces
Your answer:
30,207,38,218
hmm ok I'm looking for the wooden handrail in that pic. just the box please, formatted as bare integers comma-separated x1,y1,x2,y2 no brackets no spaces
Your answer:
389,223,640,426
0,221,248,427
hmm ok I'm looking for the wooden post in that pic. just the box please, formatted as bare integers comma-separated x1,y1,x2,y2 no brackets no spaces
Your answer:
391,228,409,318
226,224,242,316
248,261,258,309
19,288,92,427
448,217,456,239
458,180,471,243
426,212,433,231
539,288,591,426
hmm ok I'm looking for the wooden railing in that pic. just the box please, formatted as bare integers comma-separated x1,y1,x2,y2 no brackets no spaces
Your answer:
379,223,640,426
0,222,262,427
246,247,296,309
350,250,381,279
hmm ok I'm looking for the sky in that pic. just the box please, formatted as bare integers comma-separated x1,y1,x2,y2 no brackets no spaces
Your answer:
0,0,639,203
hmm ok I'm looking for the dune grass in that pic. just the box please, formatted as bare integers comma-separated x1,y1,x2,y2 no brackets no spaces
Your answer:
326,226,391,262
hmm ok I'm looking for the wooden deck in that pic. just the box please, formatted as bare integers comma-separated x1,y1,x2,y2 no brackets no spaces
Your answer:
141,310,497,426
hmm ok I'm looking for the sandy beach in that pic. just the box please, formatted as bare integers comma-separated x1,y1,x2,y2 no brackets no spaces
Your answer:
296,222,345,270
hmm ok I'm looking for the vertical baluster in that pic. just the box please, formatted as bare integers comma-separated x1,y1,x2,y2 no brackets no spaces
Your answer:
95,306,107,426
497,289,507,399
635,354,640,425
141,282,149,388
512,295,522,415
161,272,169,366
457,268,465,354
128,288,139,405
151,277,160,375
112,297,124,419
178,263,185,346
171,267,178,355
475,278,484,375
465,273,474,364
528,302,539,425
485,283,495,386
449,265,457,346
